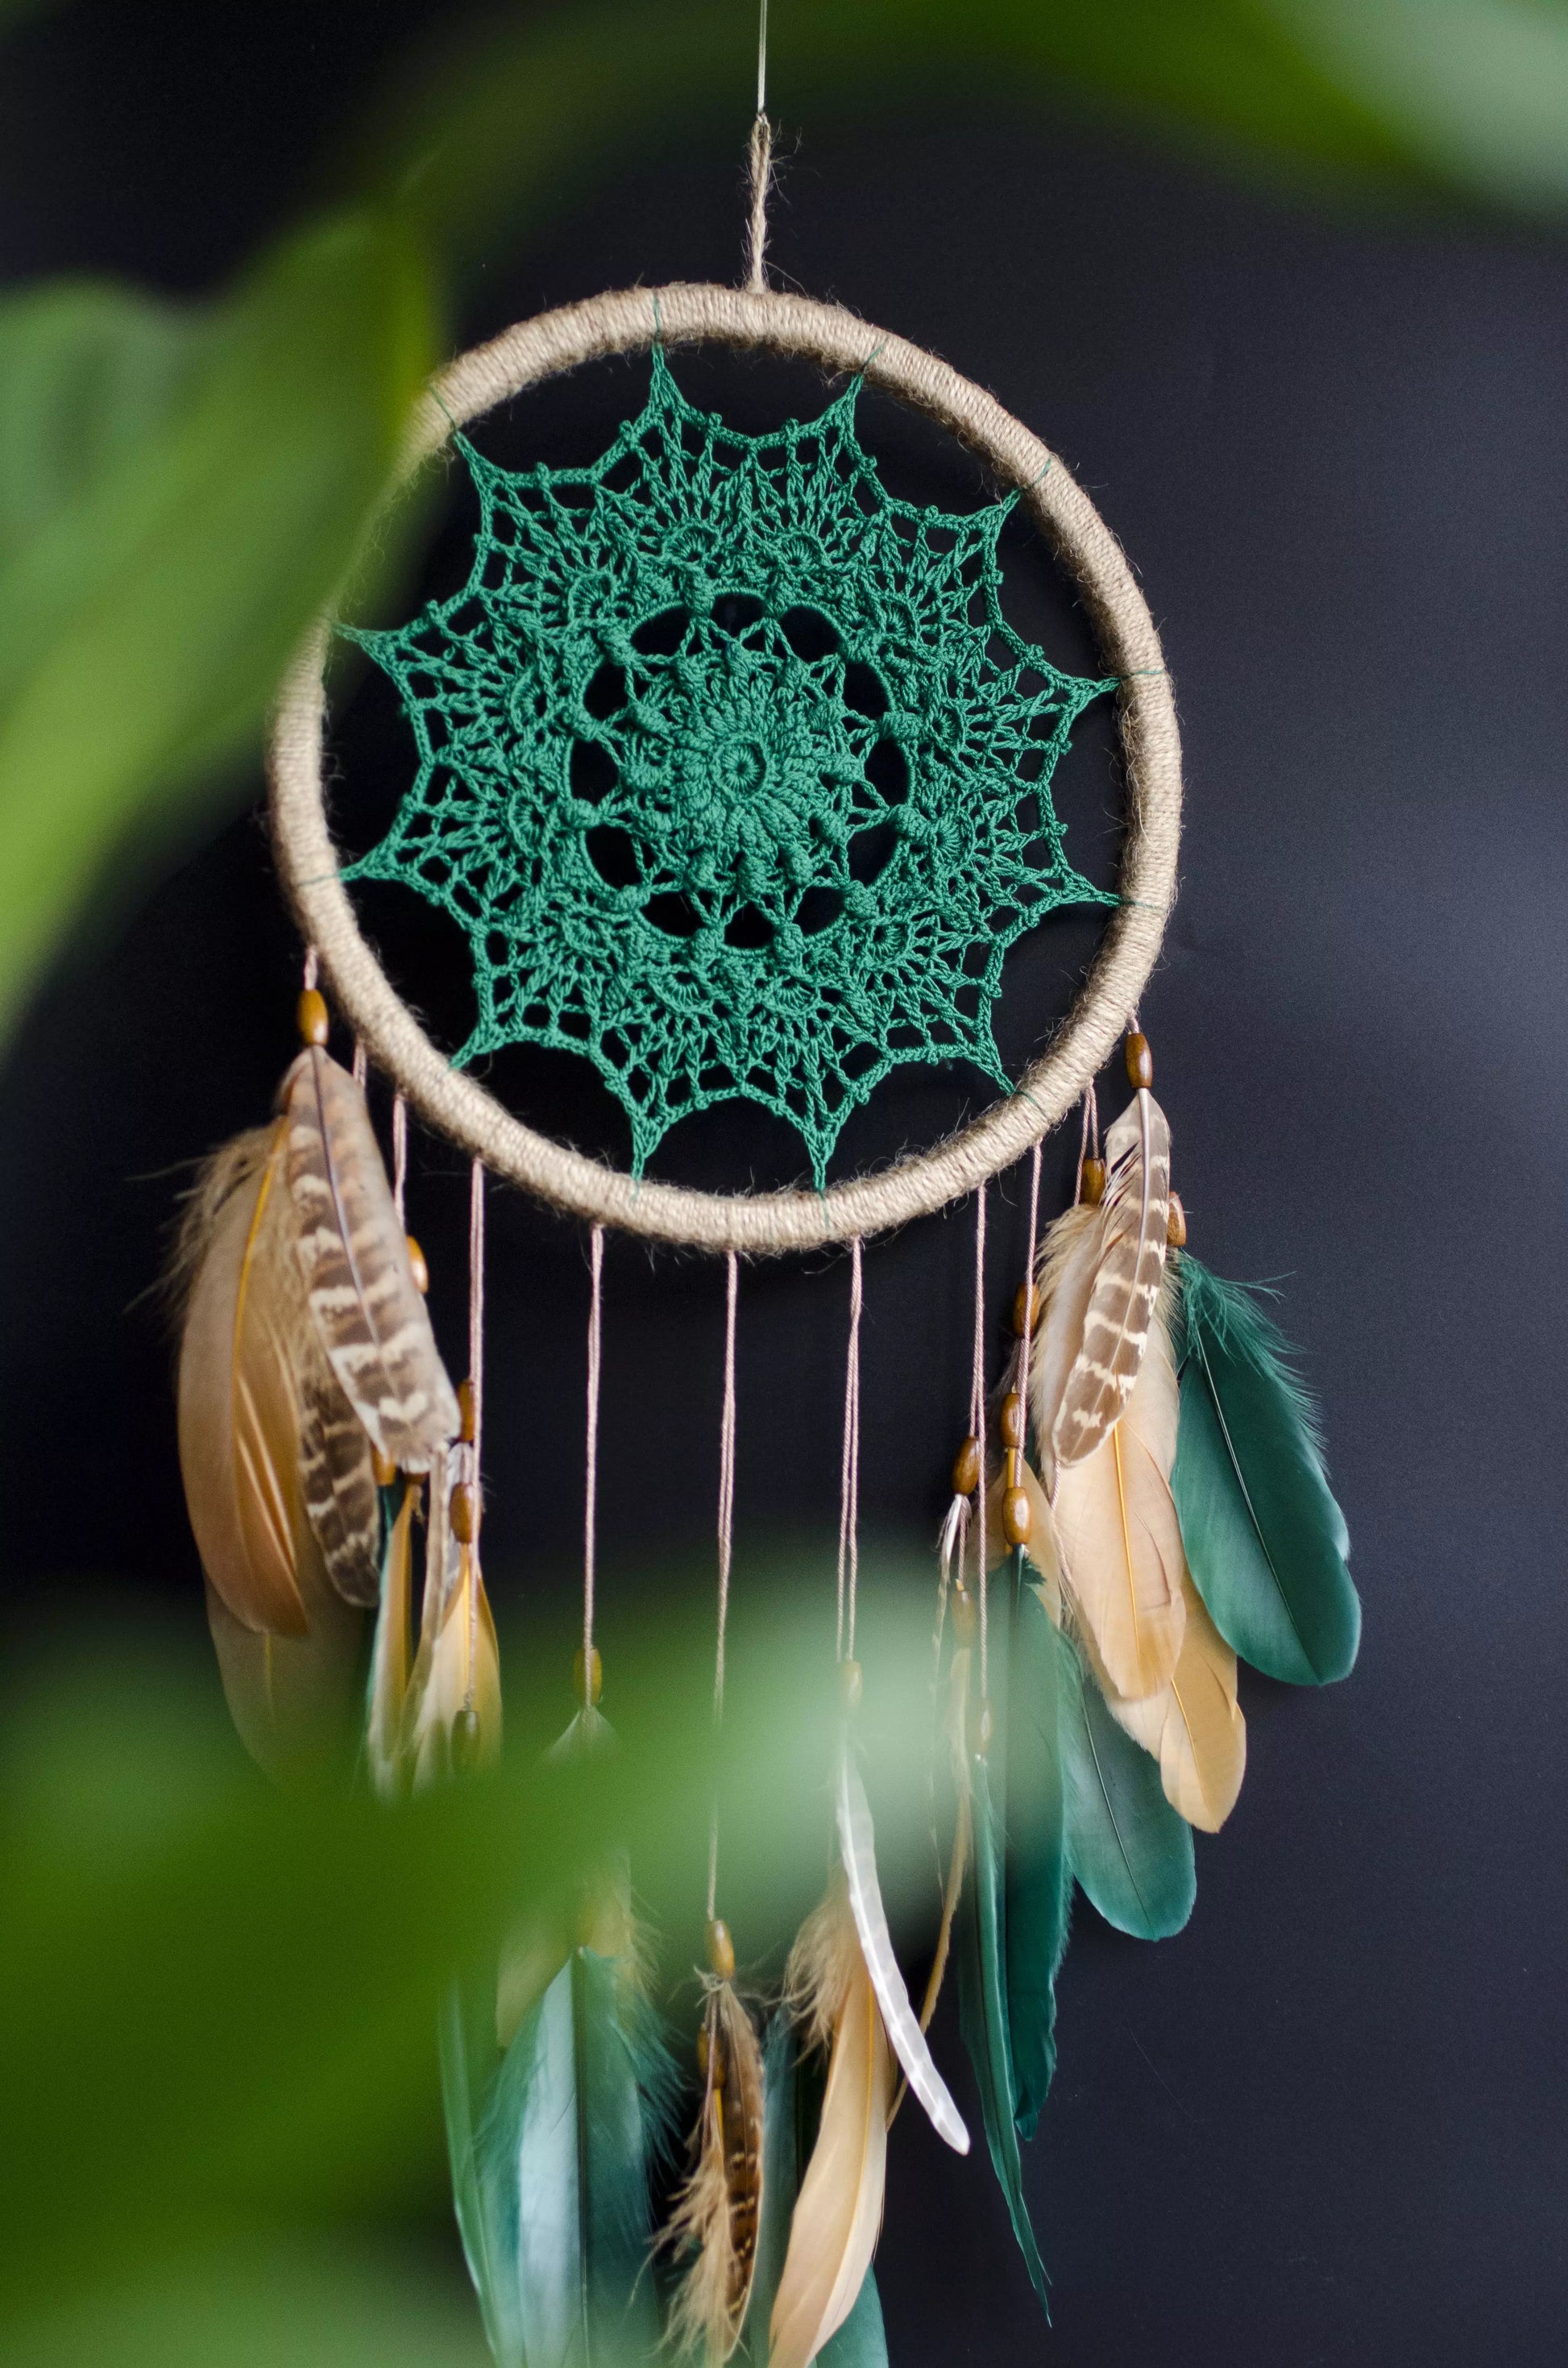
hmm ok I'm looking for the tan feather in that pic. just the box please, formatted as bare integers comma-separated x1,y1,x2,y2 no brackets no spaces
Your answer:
1110,1574,1247,1832
282,1048,459,1469
769,1876,890,2368
1031,1092,1172,1483
668,1981,766,2363
176,1123,313,1638
203,1558,363,1783
365,1475,419,1800
404,1456,501,1788
297,1343,381,1607
1050,1282,1186,1699
983,1460,1061,1618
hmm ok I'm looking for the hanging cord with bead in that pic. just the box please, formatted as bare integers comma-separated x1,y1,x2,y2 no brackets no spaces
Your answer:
836,1237,865,1665
745,0,773,291
1015,1145,1043,1421
583,1225,605,1702
969,1183,989,1699
705,1252,740,1923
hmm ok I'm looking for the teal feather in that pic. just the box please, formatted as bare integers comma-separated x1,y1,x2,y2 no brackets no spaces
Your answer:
457,1946,676,2368
438,1970,508,2363
745,2015,886,2368
1003,1552,1071,2142
1054,1616,1195,1940
957,1743,1050,2314
1173,1256,1360,1687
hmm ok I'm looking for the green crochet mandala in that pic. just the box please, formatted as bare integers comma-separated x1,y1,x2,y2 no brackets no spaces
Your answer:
344,351,1114,1184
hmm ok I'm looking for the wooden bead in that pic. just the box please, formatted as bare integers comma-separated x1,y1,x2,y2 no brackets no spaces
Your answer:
839,1657,863,1713
706,1917,736,1982
1167,1190,1188,1249
296,986,329,1047
457,1377,476,1443
951,1433,981,1497
573,1645,603,1705
1002,1485,1031,1548
951,1585,976,1644
1003,1447,1023,1488
1126,1031,1154,1091
1000,1391,1024,1450
1011,1281,1039,1338
406,1236,430,1297
371,1445,397,1489
451,1704,482,1772
1081,1157,1106,1207
976,1697,995,1757
450,1481,478,1544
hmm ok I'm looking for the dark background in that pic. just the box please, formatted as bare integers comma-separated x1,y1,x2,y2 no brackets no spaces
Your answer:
1,6,1565,2366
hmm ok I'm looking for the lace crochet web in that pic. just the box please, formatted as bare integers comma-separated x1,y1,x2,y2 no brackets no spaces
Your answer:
344,351,1115,1184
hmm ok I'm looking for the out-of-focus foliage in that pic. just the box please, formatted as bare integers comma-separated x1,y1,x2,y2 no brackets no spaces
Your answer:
0,0,1564,1045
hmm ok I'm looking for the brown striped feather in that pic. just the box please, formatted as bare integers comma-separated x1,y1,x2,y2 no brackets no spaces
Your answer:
1044,1090,1172,1477
282,1049,459,1469
297,1342,381,1606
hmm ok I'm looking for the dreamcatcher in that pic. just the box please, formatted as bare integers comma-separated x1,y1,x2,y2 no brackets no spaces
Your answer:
172,36,1359,2368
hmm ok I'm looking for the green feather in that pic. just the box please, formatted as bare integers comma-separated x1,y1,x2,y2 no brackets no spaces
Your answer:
958,1744,1050,2315
1003,1553,1071,2141
464,1945,677,2368
744,2015,886,2368
1173,1256,1360,1687
1054,1615,1195,1940
438,1970,508,2363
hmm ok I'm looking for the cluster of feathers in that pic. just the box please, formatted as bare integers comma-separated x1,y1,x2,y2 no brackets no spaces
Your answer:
173,1033,499,1794
172,1041,1359,2368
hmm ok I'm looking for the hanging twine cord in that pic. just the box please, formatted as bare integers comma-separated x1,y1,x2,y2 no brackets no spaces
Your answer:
1014,1143,1043,1442
836,1237,865,1664
272,285,1180,1255
745,0,773,293
392,1094,409,1224
583,1225,605,1692
706,1251,740,1921
971,1186,989,1698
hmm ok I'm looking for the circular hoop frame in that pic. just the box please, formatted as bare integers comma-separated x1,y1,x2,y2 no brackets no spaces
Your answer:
270,283,1180,1255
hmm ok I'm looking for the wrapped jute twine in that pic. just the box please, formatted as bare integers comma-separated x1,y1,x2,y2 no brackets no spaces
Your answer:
269,281,1181,1257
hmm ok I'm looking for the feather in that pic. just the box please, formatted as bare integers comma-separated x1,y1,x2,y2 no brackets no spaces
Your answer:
297,1345,381,1606
1110,1573,1247,1833
746,2017,886,2368
203,1564,363,1783
768,1877,892,2368
281,1046,459,1469
1032,1091,1172,1482
471,1940,678,2368
1172,1256,1360,1686
404,1453,501,1788
438,1970,508,2366
1049,1281,1186,1700
835,1741,968,2155
667,1981,766,2363
176,1123,313,1638
915,1640,973,2038
1004,1556,1071,2141
956,1739,1049,2312
1050,1604,1195,1939
365,1477,417,1800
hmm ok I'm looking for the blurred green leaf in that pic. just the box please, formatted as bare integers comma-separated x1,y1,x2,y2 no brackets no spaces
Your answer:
0,206,436,1038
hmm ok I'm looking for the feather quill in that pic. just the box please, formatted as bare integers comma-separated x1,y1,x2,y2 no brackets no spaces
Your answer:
835,1742,968,2154
768,1876,892,2368
667,1981,766,2363
1050,1606,1195,1939
1172,1256,1360,1685
1049,1278,1186,1700
1031,1091,1171,1482
1109,1572,1247,1833
282,1047,459,1469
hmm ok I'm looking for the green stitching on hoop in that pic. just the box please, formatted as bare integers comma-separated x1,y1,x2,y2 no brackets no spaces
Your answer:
343,354,1114,1183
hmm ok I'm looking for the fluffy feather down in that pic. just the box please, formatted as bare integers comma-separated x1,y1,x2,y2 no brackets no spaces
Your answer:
666,1981,765,2363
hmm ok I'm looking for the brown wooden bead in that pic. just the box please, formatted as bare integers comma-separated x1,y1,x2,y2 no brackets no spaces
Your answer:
573,1645,603,1705
1011,1281,1039,1338
371,1444,398,1490
839,1657,863,1713
976,1697,995,1756
706,1917,736,1981
296,986,329,1047
450,1481,478,1544
1003,1447,1023,1488
951,1433,981,1497
457,1377,476,1443
1000,1391,1024,1449
1002,1485,1032,1548
1126,1031,1154,1090
406,1236,430,1297
1167,1190,1188,1249
951,1585,977,1644
1081,1157,1106,1207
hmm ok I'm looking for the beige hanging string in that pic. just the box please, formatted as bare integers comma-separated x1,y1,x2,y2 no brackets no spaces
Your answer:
836,1237,865,1665
582,1224,605,1697
705,1251,740,1921
392,1093,409,1224
745,0,773,292
1014,1143,1043,1444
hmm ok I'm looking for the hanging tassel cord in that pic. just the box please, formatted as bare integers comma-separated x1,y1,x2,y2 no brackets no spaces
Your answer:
706,1251,740,1922
971,1186,989,1699
583,1224,605,1701
836,1236,865,1666
745,0,773,291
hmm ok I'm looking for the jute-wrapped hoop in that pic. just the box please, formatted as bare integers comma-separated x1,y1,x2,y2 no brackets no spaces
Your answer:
270,283,1180,1255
